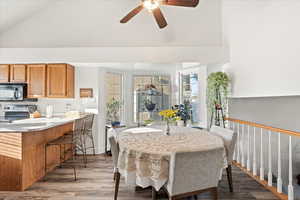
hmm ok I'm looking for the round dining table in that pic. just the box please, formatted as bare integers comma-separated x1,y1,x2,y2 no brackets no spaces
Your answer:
117,126,226,191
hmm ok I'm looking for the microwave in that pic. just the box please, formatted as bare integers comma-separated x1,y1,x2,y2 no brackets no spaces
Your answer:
0,83,27,101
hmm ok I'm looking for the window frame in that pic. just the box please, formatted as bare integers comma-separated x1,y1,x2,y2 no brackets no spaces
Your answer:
132,74,172,124
105,71,124,124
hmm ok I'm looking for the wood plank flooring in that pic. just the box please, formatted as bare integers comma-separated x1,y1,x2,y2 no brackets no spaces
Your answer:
0,155,278,200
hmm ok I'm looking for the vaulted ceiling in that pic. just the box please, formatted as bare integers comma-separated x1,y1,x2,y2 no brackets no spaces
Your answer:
0,0,222,48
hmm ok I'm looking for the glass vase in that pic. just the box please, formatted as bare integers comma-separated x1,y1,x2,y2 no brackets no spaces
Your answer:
166,120,170,136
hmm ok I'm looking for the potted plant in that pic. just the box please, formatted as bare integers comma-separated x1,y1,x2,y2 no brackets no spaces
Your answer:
106,98,122,127
173,100,192,126
207,72,230,127
144,99,156,112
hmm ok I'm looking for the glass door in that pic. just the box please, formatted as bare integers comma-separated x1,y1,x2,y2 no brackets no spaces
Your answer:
180,71,200,125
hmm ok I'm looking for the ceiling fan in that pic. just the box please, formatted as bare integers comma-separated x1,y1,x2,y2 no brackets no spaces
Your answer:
120,0,199,29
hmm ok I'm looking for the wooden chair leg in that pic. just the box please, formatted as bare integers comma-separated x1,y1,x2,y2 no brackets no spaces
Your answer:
226,165,233,192
152,187,157,200
113,172,117,181
211,187,218,200
114,172,120,200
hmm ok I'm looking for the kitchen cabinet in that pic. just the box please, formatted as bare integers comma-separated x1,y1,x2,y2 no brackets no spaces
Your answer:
47,64,74,98
0,122,73,191
27,64,47,98
10,64,27,83
0,64,10,83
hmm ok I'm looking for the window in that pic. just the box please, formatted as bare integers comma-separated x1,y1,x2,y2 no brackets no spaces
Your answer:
105,72,123,124
180,72,200,124
133,75,171,124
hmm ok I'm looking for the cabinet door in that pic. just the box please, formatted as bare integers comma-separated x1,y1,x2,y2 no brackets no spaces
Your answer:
47,64,67,98
27,64,47,98
0,64,10,83
10,64,27,83
66,65,75,98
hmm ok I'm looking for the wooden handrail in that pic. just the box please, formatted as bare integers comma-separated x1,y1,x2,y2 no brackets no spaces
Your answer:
226,117,300,138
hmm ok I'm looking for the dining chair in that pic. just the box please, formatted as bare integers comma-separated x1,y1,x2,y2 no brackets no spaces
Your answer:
109,136,121,200
210,125,237,192
159,148,224,200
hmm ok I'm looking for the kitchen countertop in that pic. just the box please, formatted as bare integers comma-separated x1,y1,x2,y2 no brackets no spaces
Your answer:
0,116,82,133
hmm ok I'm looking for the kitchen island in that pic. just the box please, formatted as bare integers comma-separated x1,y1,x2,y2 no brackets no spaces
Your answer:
0,117,79,191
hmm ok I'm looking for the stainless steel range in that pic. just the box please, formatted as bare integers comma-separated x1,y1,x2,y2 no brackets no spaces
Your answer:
0,104,37,123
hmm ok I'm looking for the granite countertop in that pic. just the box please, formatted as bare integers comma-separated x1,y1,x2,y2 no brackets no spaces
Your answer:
0,116,81,133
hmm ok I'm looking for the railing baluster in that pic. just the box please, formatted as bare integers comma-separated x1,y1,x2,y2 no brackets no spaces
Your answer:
268,130,272,187
232,122,236,161
260,128,264,181
227,118,296,200
277,132,282,193
288,136,294,200
247,125,250,171
253,127,257,176
237,124,240,164
241,124,245,167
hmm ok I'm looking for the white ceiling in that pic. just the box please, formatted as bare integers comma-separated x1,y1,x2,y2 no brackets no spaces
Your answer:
0,0,222,48
0,0,56,33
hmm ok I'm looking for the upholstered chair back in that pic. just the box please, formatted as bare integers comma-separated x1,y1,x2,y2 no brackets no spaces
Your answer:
166,148,224,196
109,136,119,169
210,126,237,164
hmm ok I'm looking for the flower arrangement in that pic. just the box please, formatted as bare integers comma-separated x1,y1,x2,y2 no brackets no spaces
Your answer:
159,109,180,135
172,100,192,126
159,109,180,122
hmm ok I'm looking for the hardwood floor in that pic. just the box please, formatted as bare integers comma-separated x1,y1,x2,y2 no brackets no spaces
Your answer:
0,155,278,200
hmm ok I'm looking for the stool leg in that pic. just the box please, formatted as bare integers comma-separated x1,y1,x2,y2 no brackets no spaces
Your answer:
44,144,47,181
73,166,77,181
89,132,96,156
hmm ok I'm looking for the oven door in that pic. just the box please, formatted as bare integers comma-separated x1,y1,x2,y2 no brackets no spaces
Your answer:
0,84,25,101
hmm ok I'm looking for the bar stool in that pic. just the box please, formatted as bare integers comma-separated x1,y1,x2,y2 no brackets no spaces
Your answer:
83,114,96,156
44,118,85,180
71,117,88,166
45,137,77,181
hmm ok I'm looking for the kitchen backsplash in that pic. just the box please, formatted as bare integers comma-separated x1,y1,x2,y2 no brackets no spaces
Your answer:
0,97,98,116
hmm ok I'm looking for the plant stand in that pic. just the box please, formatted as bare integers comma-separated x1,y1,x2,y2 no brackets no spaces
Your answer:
210,89,226,128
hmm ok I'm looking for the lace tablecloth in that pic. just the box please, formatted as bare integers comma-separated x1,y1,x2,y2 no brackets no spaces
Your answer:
117,127,225,190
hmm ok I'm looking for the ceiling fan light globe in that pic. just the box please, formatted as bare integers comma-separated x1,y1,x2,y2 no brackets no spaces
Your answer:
143,0,159,10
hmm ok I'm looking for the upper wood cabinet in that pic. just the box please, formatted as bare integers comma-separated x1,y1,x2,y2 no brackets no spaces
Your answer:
10,64,27,83
0,64,10,83
47,64,75,98
66,65,75,98
27,64,47,98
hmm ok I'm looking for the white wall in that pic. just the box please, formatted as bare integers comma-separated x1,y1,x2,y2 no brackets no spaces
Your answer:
222,0,300,97
0,47,225,64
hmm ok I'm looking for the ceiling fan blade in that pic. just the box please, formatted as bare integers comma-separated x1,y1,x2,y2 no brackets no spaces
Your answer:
152,8,168,29
120,5,144,23
161,0,199,7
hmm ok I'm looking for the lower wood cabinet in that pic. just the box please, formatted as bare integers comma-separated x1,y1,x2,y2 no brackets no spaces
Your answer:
0,122,74,191
27,64,47,98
